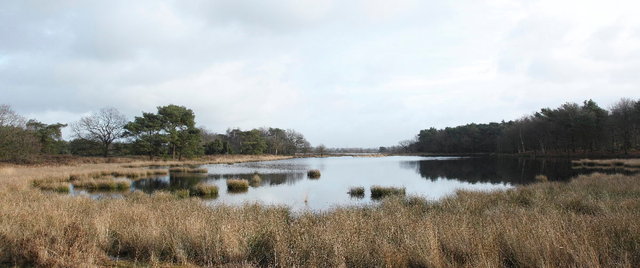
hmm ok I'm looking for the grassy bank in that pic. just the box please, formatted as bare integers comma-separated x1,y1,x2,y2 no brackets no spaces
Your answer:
0,163,639,267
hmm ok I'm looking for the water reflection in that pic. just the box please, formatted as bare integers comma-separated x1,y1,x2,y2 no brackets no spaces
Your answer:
401,157,638,185
95,156,634,211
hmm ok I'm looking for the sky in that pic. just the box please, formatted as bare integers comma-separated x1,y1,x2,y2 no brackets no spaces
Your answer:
1,0,640,148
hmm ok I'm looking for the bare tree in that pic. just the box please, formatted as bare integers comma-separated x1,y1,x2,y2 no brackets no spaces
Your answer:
73,107,127,157
0,104,26,127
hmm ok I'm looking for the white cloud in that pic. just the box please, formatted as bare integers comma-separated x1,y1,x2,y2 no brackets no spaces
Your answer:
1,0,640,147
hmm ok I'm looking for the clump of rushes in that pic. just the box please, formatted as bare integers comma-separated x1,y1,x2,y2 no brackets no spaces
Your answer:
535,174,548,182
370,186,406,200
191,183,219,197
307,169,321,179
169,167,208,173
348,187,365,198
35,182,70,193
227,179,249,192
250,174,262,187
72,178,131,191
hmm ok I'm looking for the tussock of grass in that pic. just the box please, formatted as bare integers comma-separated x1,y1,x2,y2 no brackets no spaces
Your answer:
348,186,365,198
370,186,406,199
227,179,249,192
168,167,208,173
307,169,321,179
191,183,218,197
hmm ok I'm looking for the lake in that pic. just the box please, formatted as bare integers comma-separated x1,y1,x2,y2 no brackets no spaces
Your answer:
71,156,627,211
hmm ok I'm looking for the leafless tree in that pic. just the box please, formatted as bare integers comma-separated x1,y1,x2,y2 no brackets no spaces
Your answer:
0,104,25,127
73,107,127,157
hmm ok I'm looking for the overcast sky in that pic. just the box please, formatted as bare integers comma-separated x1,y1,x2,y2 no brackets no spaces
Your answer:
1,0,640,147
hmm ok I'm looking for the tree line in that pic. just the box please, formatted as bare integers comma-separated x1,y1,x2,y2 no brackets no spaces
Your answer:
404,98,640,155
0,104,311,162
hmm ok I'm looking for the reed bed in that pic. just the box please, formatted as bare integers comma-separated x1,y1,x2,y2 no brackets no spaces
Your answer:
370,185,406,199
348,186,365,198
227,179,249,192
1,161,640,267
307,169,321,179
191,183,219,197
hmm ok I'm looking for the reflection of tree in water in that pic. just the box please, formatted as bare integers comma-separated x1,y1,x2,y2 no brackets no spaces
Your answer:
132,174,208,193
400,157,595,185
207,173,305,186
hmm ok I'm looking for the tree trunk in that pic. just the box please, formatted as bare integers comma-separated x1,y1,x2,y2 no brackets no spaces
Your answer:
103,142,110,157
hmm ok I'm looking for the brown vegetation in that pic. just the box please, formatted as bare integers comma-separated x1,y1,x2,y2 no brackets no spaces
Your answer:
0,160,639,267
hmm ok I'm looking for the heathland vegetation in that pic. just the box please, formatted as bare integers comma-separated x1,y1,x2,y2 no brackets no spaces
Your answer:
1,162,639,266
400,98,640,155
0,104,311,163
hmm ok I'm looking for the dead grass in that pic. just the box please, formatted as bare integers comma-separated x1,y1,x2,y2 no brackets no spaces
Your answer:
0,161,639,267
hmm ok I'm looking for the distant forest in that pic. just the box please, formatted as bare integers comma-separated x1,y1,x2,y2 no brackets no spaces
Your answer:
0,104,311,162
403,98,640,155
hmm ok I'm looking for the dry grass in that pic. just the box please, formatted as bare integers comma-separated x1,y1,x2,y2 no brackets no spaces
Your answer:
307,169,321,179
227,179,249,192
1,160,640,267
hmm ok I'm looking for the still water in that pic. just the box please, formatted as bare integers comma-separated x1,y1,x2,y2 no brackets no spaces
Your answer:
90,155,606,211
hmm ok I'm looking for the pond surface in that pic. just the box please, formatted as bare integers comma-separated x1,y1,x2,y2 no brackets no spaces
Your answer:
72,156,628,211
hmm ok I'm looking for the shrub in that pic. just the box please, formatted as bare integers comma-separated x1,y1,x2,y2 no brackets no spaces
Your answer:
307,169,321,179
348,187,365,198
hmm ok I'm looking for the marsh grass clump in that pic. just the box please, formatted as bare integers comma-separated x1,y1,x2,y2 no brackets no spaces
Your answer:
370,186,406,199
250,174,262,187
168,167,208,173
307,169,321,179
348,186,365,198
227,179,249,192
191,183,218,197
